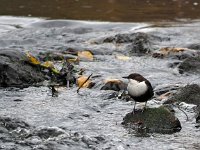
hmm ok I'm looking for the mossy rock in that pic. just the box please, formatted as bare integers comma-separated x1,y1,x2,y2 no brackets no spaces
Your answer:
122,107,181,134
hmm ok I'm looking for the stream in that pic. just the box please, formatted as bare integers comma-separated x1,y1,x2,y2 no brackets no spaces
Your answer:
0,16,200,150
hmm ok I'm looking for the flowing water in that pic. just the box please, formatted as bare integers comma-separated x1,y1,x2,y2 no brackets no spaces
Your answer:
0,16,200,149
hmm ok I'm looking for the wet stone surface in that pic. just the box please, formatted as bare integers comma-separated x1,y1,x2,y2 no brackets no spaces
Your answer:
178,56,200,74
122,107,181,134
169,84,200,123
0,17,200,149
0,49,45,87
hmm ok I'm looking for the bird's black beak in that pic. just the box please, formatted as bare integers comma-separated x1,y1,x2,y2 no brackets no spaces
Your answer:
122,76,128,79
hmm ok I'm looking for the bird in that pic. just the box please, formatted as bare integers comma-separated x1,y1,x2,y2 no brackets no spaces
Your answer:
123,73,154,113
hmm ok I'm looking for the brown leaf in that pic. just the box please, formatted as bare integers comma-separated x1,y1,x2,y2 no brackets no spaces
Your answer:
77,76,92,88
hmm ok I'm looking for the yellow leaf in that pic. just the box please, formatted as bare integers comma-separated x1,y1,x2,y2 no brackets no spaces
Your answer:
67,57,80,64
78,51,94,61
41,61,60,74
51,68,60,74
41,61,54,68
77,76,91,88
26,52,40,65
115,55,131,61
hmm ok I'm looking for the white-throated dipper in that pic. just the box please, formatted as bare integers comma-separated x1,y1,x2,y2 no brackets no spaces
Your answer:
123,73,154,113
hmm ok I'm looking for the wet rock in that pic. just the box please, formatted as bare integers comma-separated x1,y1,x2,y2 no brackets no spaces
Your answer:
122,107,181,134
187,43,200,50
196,111,200,123
103,32,161,54
33,127,65,139
100,80,127,91
0,116,30,131
170,84,200,106
167,61,181,69
178,56,200,74
0,49,45,87
38,51,78,62
103,32,160,44
154,84,182,96
169,84,200,122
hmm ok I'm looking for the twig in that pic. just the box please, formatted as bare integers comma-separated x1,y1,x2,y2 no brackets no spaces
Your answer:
172,103,189,121
77,73,93,93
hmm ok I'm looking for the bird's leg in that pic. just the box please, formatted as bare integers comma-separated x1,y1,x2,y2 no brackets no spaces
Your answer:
132,101,137,115
142,101,147,112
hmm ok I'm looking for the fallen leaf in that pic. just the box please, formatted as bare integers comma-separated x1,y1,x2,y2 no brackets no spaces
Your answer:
78,50,94,61
51,68,60,74
41,61,54,68
67,57,80,64
77,75,92,88
116,55,131,61
26,52,41,65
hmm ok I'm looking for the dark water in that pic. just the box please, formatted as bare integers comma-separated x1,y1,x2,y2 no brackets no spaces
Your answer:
1,0,200,22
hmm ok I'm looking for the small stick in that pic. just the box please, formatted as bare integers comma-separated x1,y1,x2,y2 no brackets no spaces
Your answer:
172,103,189,121
77,73,93,93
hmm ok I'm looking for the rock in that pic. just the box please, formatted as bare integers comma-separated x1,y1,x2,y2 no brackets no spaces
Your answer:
0,49,45,87
196,110,200,123
154,84,182,96
170,84,200,106
38,51,78,61
103,32,161,55
0,116,30,131
33,127,65,139
169,84,200,122
100,80,127,91
178,56,200,74
187,43,200,50
122,107,181,134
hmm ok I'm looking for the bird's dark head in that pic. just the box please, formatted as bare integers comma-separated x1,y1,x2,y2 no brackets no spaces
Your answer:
123,73,145,82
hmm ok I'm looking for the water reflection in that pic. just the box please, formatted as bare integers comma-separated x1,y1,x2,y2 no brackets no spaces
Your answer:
0,0,200,22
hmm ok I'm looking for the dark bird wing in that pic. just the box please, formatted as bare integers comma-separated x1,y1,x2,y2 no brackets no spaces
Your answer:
145,80,154,98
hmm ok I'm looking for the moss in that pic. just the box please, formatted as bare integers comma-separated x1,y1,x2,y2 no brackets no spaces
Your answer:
122,107,181,134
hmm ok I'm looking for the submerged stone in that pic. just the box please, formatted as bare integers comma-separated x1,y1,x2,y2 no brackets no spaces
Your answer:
0,49,45,87
122,107,181,134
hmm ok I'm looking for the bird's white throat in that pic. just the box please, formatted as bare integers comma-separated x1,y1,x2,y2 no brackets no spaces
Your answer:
127,79,148,97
